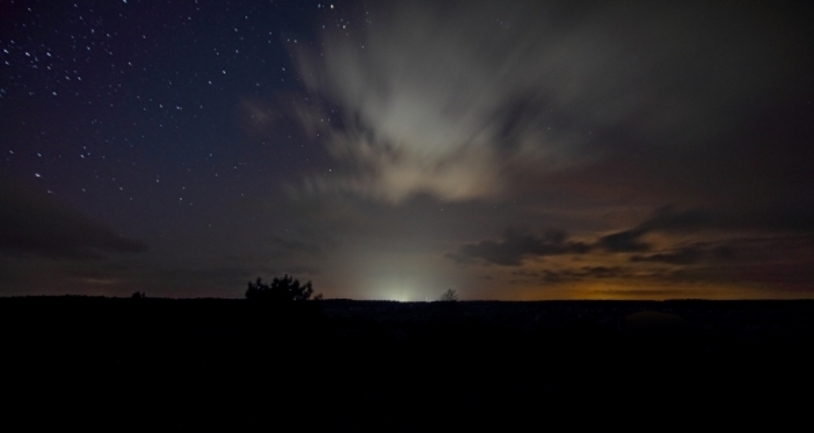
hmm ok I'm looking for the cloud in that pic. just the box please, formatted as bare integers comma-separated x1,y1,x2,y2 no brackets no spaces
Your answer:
448,227,590,266
599,204,814,255
448,208,734,267
503,265,638,285
540,266,630,283
637,208,711,233
291,1,813,204
291,2,609,203
0,179,147,260
452,204,814,269
595,208,714,253
630,247,704,265
597,228,651,253
633,205,814,237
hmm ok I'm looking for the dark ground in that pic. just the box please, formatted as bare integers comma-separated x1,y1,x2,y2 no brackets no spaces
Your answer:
3,298,813,431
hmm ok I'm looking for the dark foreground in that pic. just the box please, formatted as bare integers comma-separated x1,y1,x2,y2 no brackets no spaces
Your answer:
3,298,813,431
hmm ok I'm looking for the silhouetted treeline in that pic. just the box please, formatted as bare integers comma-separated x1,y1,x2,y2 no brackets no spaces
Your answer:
245,275,321,302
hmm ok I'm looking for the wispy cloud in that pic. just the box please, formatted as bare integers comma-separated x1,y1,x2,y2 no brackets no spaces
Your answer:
292,1,811,204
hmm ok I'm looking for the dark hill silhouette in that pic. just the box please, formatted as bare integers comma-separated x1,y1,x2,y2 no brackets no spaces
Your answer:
2,297,813,430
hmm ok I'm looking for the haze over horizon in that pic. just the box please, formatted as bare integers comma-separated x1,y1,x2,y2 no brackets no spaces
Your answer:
2,1,813,300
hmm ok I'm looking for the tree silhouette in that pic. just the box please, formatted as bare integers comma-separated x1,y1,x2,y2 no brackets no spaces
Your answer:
438,288,458,302
245,275,317,302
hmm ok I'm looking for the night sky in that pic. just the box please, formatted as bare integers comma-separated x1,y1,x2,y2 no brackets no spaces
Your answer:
2,0,813,300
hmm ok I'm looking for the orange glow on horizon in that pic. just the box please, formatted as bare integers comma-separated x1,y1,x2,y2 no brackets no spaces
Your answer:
478,280,814,301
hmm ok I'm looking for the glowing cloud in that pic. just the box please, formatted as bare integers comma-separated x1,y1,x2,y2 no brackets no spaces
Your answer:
293,2,602,203
292,1,805,205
